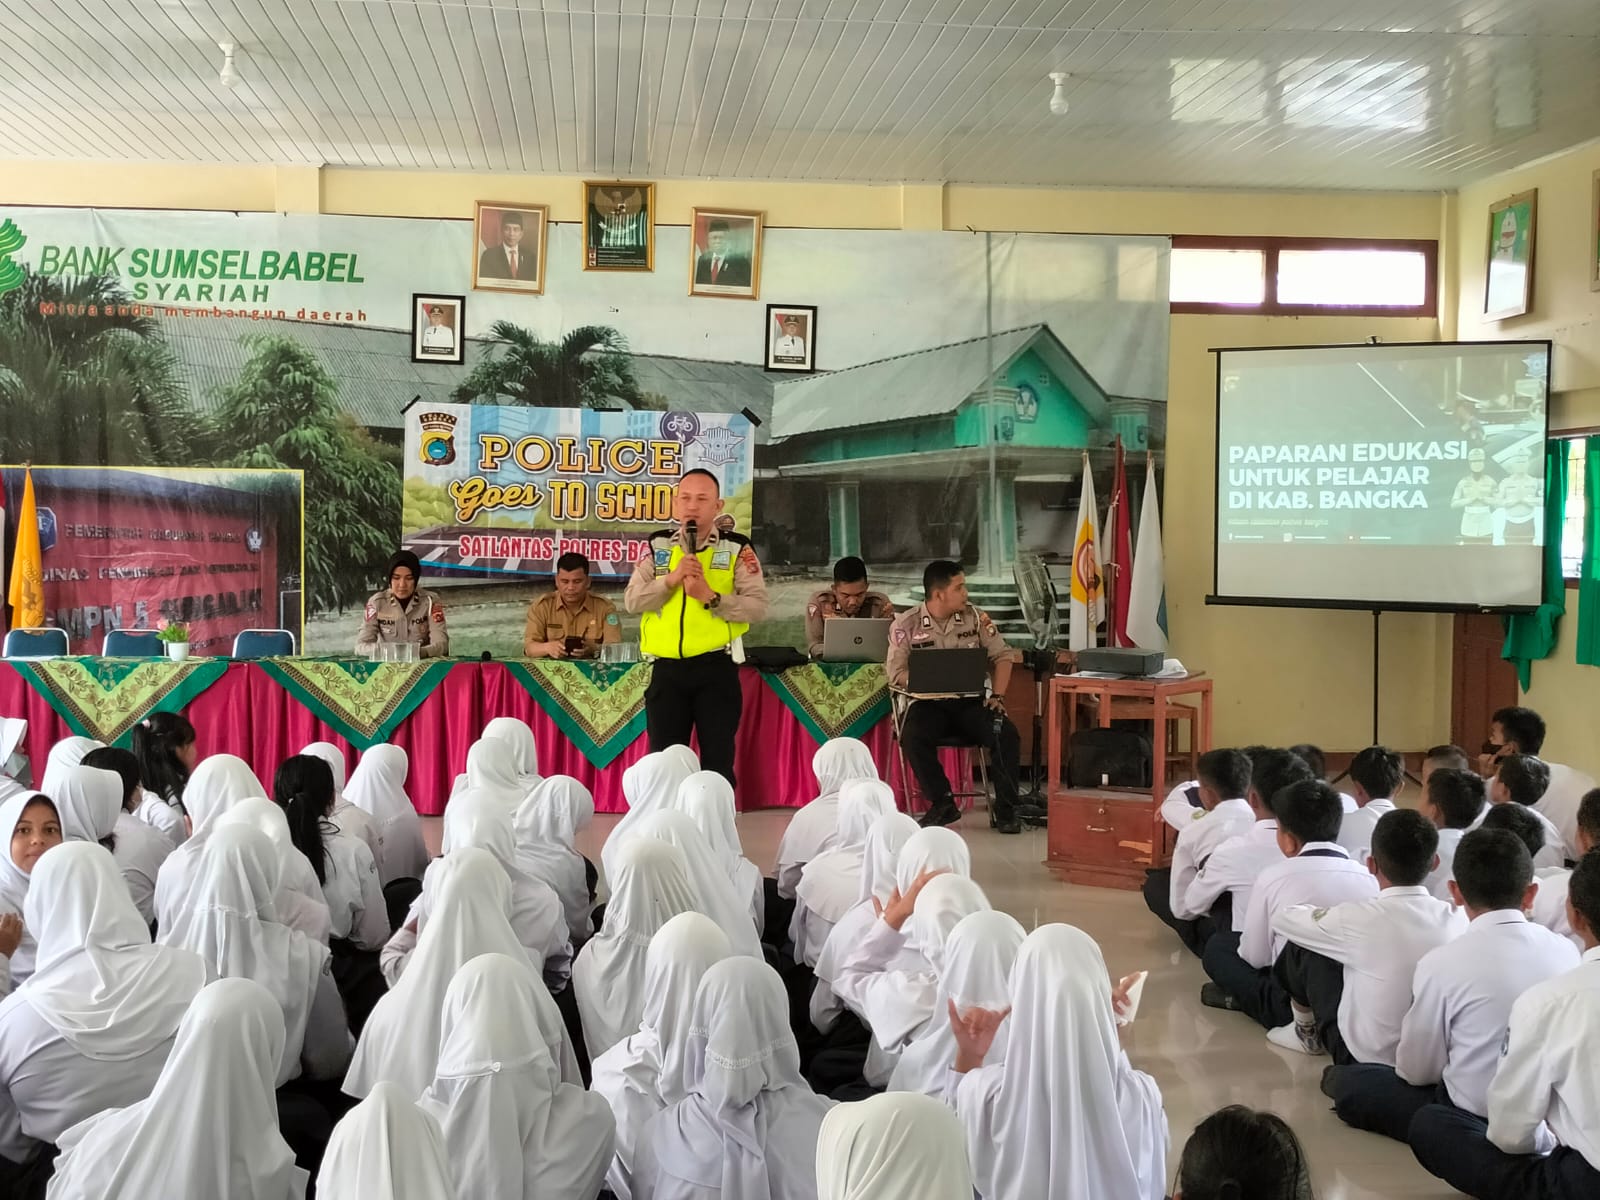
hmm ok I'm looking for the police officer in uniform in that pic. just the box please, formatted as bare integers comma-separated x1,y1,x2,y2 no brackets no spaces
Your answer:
624,469,769,786
804,556,896,658
887,559,1021,834
355,550,450,658
523,551,622,659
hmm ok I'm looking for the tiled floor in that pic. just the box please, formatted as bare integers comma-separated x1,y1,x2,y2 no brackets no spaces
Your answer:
429,808,1458,1199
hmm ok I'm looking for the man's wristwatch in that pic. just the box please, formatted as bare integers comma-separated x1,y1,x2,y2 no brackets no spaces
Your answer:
706,594,722,611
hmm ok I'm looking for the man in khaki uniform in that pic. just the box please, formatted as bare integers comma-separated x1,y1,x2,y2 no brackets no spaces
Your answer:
804,556,896,658
888,559,1021,833
355,550,450,658
524,551,622,659
624,469,769,785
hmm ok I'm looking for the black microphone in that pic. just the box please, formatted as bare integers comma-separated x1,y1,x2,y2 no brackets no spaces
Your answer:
480,650,492,662
684,519,698,552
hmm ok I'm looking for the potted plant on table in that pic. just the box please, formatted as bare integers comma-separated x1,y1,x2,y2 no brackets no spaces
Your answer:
156,622,191,662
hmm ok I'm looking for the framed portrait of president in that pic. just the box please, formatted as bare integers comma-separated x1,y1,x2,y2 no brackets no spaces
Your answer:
583,182,655,271
473,202,548,295
689,208,763,299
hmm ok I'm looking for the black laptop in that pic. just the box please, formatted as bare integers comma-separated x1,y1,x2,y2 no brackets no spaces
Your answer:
906,647,989,696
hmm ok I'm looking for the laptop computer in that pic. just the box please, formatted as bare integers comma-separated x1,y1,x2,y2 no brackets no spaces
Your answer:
905,646,990,696
821,617,892,663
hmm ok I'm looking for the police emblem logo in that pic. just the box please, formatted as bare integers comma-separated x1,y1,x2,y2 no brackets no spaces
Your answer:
418,411,458,466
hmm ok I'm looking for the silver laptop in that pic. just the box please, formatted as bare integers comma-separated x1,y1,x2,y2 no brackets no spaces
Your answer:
821,617,892,663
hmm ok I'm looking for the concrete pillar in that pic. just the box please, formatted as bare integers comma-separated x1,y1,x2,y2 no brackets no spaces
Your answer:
827,481,861,561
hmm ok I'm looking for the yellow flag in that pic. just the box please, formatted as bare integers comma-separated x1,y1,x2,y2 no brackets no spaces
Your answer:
7,468,44,629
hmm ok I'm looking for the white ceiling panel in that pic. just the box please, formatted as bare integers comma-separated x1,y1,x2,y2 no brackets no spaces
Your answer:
1,0,1598,190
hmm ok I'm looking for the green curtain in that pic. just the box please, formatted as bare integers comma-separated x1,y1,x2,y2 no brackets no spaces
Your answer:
1575,436,1600,666
1502,439,1568,690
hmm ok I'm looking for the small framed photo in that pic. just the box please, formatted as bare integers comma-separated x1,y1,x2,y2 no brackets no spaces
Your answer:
473,203,548,294
1484,188,1537,321
764,304,817,373
689,208,764,299
1591,171,1600,293
583,181,655,271
411,293,465,364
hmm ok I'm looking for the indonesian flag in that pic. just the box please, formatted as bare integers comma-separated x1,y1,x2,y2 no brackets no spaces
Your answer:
1127,456,1169,651
1105,439,1134,647
1068,455,1103,651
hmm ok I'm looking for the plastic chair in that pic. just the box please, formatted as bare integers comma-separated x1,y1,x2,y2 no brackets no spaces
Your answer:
103,629,165,657
2,628,69,658
232,629,296,659
889,686,992,815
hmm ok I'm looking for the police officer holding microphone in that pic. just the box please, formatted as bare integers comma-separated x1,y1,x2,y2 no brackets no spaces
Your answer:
624,469,769,786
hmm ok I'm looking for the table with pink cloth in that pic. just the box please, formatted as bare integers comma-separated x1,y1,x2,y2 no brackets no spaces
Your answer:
0,656,913,814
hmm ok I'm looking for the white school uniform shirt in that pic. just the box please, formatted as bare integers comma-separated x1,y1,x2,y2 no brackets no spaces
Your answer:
1395,909,1581,1116
792,780,898,968
1239,844,1378,969
776,738,880,899
1530,867,1580,948
112,810,172,926
1534,761,1595,861
135,790,187,848
1168,798,1254,920
1495,802,1569,870
1423,825,1473,902
1487,946,1600,1167
1158,780,1202,832
320,828,390,950
300,742,385,868
1335,798,1396,865
1183,819,1283,930
1272,886,1466,1066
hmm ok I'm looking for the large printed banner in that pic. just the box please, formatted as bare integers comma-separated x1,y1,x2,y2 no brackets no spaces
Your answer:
1,467,304,655
403,405,754,578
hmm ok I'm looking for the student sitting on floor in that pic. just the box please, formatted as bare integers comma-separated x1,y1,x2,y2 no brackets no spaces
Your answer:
1320,828,1579,1142
1171,1105,1314,1200
1419,768,1488,901
1270,808,1464,1061
1410,848,1600,1200
1422,743,1471,786
1489,754,1567,869
1182,748,1314,955
1145,748,1254,958
1201,779,1376,1029
1481,705,1595,861
1527,789,1600,948
1335,746,1402,865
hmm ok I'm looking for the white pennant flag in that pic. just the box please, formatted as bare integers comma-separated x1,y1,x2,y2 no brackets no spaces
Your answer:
1126,458,1168,651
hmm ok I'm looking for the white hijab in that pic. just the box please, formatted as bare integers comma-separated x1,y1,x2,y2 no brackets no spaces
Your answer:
647,957,833,1200
317,1082,456,1200
483,716,542,788
0,792,58,981
438,791,568,975
182,753,269,838
857,874,991,1052
347,849,571,1098
778,739,880,873
814,812,920,992
673,772,760,916
300,741,349,797
574,837,700,1060
816,1092,975,1200
345,744,429,883
421,953,615,1200
48,764,123,844
795,780,898,924
630,810,762,958
213,796,334,945
661,744,701,776
592,913,733,1200
453,737,529,808
514,776,593,941
955,925,1168,1200
888,910,1024,1098
48,977,305,1200
156,823,329,1086
38,737,105,799
604,751,697,881
7,842,203,1060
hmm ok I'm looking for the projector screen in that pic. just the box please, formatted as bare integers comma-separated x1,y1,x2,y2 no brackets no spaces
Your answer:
1213,340,1551,611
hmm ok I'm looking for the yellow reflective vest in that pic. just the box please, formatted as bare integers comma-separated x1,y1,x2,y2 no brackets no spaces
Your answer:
639,534,751,659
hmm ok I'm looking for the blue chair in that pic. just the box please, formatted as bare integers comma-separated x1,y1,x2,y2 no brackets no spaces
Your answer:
232,629,296,659
103,629,165,657
3,628,69,657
